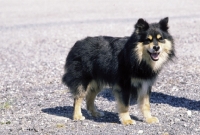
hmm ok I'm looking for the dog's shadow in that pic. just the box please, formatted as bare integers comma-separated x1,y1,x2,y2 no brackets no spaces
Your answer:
41,89,141,123
99,89,200,111
42,106,141,124
151,92,200,111
42,90,200,123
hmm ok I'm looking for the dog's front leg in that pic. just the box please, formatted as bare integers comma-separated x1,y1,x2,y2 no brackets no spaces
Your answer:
113,85,135,125
137,82,159,124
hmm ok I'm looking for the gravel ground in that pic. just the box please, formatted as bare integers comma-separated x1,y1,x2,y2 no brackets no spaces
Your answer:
1,0,200,134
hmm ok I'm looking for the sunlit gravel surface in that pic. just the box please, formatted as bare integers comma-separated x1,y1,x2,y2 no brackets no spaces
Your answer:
1,0,200,134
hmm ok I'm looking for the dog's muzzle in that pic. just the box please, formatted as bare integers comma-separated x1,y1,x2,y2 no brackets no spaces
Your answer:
148,45,161,61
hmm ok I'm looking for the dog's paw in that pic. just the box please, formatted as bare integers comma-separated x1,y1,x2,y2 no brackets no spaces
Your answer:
88,110,104,117
73,115,85,121
121,119,136,125
145,116,159,124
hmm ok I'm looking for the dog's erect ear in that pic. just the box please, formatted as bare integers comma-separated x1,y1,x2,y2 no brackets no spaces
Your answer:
135,18,149,33
159,17,169,31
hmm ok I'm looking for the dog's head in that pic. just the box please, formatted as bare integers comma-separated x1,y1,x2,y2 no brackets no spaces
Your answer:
134,17,175,71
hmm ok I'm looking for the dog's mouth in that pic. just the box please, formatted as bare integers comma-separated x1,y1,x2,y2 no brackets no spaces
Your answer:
148,51,160,61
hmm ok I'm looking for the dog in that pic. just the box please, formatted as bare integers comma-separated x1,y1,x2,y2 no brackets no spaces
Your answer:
62,17,175,125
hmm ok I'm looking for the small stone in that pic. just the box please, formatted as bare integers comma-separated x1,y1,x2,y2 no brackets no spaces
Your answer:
172,86,178,91
175,118,180,123
187,110,192,117
138,130,143,134
83,123,88,126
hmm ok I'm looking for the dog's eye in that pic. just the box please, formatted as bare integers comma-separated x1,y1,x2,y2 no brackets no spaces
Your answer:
158,36,163,40
157,34,164,41
158,37,165,43
145,38,151,43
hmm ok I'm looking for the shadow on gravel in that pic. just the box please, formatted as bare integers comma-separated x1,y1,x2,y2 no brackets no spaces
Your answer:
97,88,115,101
151,92,200,111
42,106,142,124
42,91,199,124
99,89,200,111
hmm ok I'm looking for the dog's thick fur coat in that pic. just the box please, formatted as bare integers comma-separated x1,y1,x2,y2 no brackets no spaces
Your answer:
62,17,175,125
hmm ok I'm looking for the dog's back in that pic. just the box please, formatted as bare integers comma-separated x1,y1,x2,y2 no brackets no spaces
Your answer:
62,36,128,94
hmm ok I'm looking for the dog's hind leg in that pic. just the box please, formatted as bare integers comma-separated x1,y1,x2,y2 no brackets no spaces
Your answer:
113,85,135,125
86,80,104,117
137,82,159,124
73,85,86,121
73,97,85,120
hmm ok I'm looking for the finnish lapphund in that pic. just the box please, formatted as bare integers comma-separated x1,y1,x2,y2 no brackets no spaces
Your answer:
62,17,175,125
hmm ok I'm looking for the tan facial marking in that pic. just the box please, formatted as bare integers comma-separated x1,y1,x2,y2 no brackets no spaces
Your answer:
148,35,153,40
157,34,161,39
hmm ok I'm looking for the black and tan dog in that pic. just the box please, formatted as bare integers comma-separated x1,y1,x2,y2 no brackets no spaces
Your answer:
62,17,175,125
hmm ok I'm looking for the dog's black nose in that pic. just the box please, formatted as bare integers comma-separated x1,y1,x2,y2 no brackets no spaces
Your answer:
153,46,160,51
